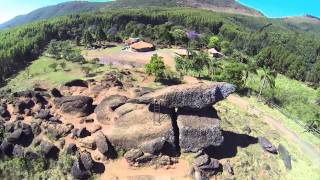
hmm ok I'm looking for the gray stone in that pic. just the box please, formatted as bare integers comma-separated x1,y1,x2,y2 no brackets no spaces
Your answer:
177,107,223,152
95,95,128,123
66,143,78,155
80,151,94,171
0,140,14,156
71,158,90,179
37,109,51,119
278,144,292,170
40,141,59,159
64,79,88,88
54,96,94,117
129,82,235,109
108,104,177,154
12,144,24,157
124,149,144,162
140,137,166,155
258,137,277,154
94,131,109,155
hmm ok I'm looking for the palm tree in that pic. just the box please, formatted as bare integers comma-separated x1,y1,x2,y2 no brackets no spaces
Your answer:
258,68,277,100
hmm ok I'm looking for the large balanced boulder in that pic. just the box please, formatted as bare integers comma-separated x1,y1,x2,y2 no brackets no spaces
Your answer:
107,104,177,154
95,95,128,123
177,107,223,152
54,96,94,117
129,82,235,109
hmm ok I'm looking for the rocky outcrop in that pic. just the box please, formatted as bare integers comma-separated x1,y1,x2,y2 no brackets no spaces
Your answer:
95,95,128,123
177,107,223,152
191,153,221,179
129,82,235,109
54,96,94,117
71,151,94,179
108,104,177,154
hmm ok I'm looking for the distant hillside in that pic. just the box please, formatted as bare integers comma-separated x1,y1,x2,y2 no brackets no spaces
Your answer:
280,15,320,34
109,0,264,17
0,1,108,29
0,0,265,30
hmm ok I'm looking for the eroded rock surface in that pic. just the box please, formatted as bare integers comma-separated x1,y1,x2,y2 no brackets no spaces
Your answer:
108,104,177,154
129,82,235,109
54,96,94,117
177,107,223,152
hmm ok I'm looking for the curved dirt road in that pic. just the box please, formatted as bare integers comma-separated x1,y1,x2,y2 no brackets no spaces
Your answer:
227,95,320,167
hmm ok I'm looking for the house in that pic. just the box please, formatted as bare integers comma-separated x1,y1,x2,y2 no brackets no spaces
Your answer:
208,48,224,58
125,37,140,46
130,41,155,52
174,49,192,57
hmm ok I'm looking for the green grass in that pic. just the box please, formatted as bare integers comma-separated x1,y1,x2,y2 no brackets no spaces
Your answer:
246,71,320,124
214,100,320,180
3,56,113,92
244,95,320,151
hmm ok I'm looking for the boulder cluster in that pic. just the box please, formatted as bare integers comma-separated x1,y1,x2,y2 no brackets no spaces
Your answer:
1,69,286,180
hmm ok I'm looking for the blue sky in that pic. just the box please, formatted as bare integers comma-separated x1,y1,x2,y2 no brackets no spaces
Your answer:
0,0,319,23
238,0,320,18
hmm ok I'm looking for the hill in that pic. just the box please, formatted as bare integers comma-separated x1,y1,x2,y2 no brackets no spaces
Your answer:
0,1,108,29
281,15,320,33
0,0,264,30
108,0,264,17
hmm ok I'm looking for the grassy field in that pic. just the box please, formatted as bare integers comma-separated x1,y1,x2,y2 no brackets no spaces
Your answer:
213,100,320,180
2,56,112,92
246,71,320,124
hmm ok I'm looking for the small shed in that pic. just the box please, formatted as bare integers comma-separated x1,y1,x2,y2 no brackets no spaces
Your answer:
208,48,224,58
174,49,192,57
130,41,155,52
125,38,140,45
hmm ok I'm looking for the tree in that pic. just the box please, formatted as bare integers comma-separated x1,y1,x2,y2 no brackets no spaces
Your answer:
258,68,277,100
208,36,220,49
95,26,106,45
46,40,61,59
190,51,210,77
211,61,247,89
170,29,187,46
83,31,94,46
145,54,166,81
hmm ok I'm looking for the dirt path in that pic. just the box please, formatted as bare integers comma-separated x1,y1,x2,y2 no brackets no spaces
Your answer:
227,95,320,167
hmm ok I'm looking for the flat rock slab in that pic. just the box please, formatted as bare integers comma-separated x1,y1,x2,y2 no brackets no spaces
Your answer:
95,95,128,123
177,107,223,153
108,104,177,154
128,82,235,109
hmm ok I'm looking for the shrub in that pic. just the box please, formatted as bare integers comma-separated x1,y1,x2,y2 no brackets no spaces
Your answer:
145,54,166,81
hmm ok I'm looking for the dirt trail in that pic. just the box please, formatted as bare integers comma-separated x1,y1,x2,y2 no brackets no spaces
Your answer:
227,95,320,167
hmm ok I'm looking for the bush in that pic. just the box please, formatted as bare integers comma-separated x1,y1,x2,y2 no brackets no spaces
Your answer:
145,54,166,81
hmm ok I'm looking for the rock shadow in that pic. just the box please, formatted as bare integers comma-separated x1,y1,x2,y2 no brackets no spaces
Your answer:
204,131,258,160
177,106,220,119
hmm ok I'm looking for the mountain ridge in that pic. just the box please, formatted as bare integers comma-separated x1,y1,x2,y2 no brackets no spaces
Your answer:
0,1,108,29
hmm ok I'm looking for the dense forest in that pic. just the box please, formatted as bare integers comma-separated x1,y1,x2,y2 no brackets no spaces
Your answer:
0,8,319,86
